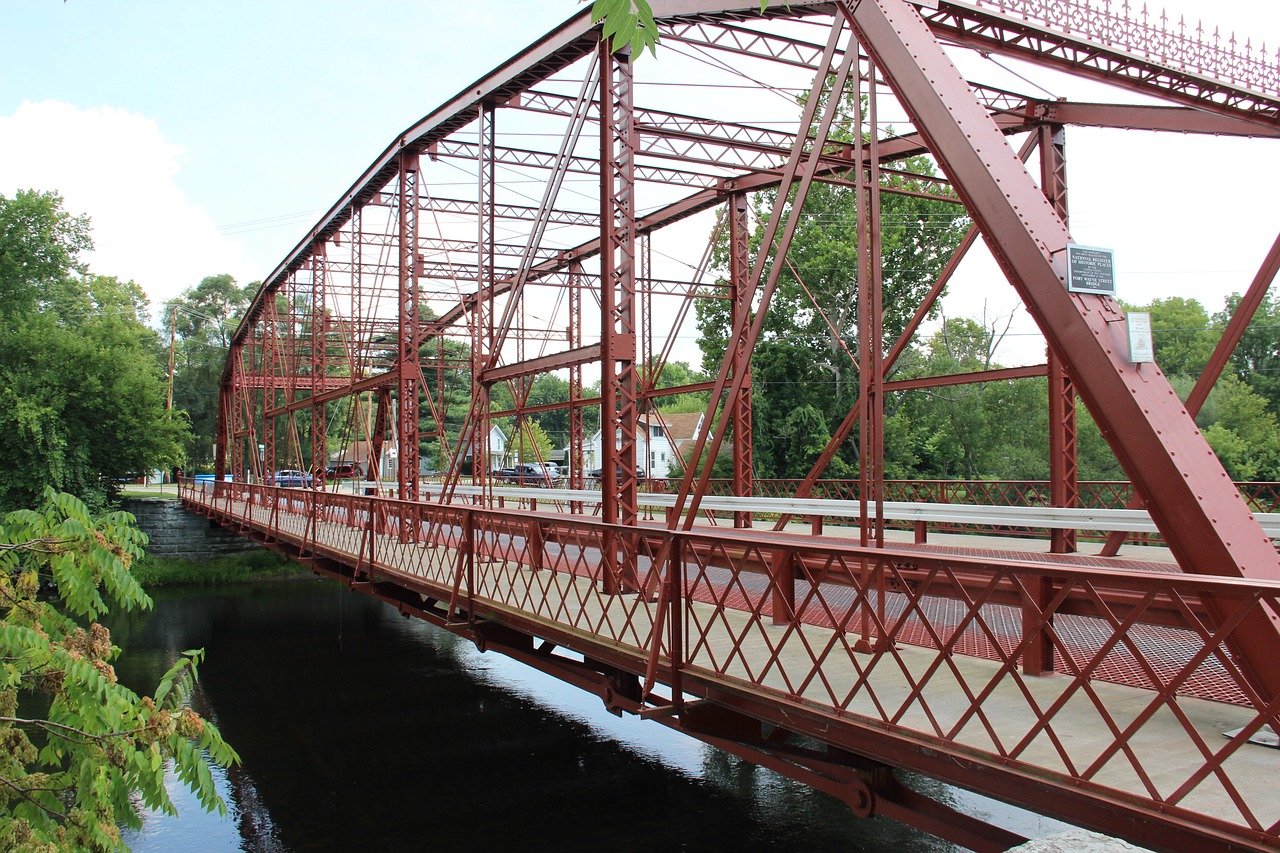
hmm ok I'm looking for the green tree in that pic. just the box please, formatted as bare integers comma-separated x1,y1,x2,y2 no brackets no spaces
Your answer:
1122,296,1215,378
696,88,969,478
0,190,92,321
645,359,710,415
1195,374,1280,480
0,191,186,511
163,275,257,469
511,418,555,464
1214,291,1280,414
890,318,1026,479
0,491,236,852
524,374,573,447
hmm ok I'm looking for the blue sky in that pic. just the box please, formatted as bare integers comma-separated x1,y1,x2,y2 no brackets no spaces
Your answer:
3,0,1279,361
1,1,576,304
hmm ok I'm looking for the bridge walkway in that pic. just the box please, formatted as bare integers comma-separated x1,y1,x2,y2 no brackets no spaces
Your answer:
184,482,1280,850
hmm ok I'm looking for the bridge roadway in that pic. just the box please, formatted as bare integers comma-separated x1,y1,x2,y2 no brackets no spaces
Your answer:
181,480,1280,852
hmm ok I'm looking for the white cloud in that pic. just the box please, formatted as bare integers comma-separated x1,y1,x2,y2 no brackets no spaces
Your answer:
0,100,259,311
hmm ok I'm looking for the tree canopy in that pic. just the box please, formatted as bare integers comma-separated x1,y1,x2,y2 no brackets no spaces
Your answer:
0,191,187,511
696,88,970,479
163,275,257,469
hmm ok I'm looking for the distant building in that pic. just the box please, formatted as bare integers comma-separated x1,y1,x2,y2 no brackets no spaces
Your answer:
332,424,508,480
585,411,704,477
457,424,510,473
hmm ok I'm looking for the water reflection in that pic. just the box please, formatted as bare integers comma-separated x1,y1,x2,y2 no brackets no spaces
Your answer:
109,578,1045,852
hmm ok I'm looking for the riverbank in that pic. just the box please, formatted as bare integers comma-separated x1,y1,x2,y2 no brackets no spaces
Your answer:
132,549,307,587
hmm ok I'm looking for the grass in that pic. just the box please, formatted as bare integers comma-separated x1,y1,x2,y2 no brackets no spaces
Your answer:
132,549,308,588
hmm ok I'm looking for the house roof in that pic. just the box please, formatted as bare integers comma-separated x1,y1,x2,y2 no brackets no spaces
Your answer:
656,411,703,443
332,440,384,463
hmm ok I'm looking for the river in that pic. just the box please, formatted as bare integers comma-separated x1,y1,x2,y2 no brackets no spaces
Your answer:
109,576,1062,851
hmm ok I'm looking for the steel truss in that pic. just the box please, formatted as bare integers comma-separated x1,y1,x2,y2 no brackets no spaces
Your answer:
213,1,1280,849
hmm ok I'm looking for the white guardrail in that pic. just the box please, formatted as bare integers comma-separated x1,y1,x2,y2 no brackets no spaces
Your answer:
412,483,1280,538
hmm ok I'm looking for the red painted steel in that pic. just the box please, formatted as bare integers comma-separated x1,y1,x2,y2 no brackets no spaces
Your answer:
397,150,421,503
310,248,327,489
833,11,1280,729
728,193,753,529
183,480,1280,852
670,19,856,530
208,1,1280,847
1101,230,1280,556
1040,124,1078,555
599,43,641,591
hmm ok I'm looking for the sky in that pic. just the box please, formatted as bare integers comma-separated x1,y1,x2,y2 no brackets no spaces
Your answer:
0,1,573,311
2,0,1279,364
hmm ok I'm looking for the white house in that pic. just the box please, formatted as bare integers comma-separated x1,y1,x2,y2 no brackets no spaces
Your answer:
458,424,510,473
585,411,704,478
333,424,508,480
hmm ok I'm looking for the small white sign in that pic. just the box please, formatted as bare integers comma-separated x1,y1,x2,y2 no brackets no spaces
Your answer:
1128,312,1154,363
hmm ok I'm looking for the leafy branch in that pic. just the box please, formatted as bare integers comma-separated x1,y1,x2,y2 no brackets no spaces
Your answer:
588,0,770,57
0,489,239,852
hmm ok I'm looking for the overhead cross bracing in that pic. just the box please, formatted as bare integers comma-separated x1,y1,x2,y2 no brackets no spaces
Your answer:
214,0,1280,849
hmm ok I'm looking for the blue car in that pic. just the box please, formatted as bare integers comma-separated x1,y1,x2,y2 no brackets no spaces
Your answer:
272,469,313,488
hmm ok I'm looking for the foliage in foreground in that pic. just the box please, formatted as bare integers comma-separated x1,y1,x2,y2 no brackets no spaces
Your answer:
0,491,237,852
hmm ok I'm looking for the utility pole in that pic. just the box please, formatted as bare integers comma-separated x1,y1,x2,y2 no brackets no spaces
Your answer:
167,305,177,411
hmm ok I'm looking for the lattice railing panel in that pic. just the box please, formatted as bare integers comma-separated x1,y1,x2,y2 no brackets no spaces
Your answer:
180,481,1280,842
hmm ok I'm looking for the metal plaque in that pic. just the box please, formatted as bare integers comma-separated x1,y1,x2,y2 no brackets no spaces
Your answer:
1128,312,1154,363
1065,244,1116,295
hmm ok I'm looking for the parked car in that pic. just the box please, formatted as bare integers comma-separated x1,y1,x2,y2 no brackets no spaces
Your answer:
272,469,313,488
492,462,562,486
324,462,364,479
586,466,646,481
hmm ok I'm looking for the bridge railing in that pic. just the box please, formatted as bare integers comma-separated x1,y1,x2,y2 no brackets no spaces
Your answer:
181,478,1280,846
649,479,1280,545
665,530,1280,841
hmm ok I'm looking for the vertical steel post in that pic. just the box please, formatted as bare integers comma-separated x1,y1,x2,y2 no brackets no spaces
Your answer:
569,261,586,503
215,378,230,482
641,232,652,479
311,247,328,489
1041,124,1078,554
600,39,640,590
728,193,754,527
398,149,421,502
371,387,390,486
865,56,886,549
854,50,888,652
261,298,278,482
231,345,248,483
474,104,496,490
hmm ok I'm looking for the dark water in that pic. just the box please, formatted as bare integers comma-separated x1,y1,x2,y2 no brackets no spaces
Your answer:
110,578,1060,852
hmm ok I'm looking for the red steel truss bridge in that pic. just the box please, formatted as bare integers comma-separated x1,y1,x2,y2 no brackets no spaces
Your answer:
192,1,1280,849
